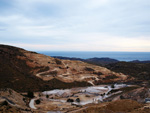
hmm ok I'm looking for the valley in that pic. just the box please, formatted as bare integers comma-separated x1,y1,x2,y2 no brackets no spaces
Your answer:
0,45,150,113
30,84,138,112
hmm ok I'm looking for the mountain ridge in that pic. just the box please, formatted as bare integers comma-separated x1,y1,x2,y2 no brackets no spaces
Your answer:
53,56,150,66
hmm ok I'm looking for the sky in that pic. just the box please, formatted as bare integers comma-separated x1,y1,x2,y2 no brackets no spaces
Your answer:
0,0,150,51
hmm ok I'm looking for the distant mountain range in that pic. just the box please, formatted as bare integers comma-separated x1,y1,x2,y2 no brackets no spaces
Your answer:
53,56,150,66
130,60,150,63
53,56,119,66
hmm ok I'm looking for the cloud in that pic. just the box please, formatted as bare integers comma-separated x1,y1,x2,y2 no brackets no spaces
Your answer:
0,0,150,51
2,34,150,52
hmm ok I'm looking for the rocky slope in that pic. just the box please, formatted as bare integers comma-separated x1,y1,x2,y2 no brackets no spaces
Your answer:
0,44,132,92
0,88,31,113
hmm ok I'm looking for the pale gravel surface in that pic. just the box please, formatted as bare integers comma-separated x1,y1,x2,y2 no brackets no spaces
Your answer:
29,99,37,109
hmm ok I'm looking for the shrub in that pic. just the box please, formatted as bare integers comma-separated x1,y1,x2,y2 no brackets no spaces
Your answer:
101,93,105,96
67,98,74,103
55,58,62,64
46,95,49,98
76,98,80,103
93,72,103,75
104,75,118,80
84,67,94,71
111,84,115,88
120,95,125,99
23,98,26,102
35,99,41,104
27,91,34,98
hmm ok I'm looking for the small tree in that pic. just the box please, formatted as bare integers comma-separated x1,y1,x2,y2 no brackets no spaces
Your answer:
27,91,34,98
76,98,80,103
120,95,125,99
46,95,49,99
111,84,115,88
35,99,41,104
67,98,74,103
39,93,41,97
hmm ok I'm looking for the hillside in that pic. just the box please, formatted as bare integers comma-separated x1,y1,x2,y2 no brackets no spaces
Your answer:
54,56,150,83
0,44,132,92
75,99,150,113
106,62,150,82
54,57,150,83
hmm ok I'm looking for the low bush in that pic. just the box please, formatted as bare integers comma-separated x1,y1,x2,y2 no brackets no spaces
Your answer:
67,98,74,102
35,99,41,104
76,98,80,103
55,58,62,64
27,91,34,98
84,67,94,71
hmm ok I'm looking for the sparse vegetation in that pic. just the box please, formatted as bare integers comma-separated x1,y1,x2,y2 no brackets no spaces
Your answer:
106,62,150,81
93,71,103,75
84,67,94,71
1,45,150,113
120,95,125,99
104,75,118,80
76,100,143,113
37,66,49,73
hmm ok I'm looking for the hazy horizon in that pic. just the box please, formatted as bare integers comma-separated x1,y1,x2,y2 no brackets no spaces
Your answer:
38,51,150,61
0,0,150,52
37,50,150,52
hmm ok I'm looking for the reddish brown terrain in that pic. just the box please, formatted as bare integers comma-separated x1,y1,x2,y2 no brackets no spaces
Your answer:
1,44,150,113
0,44,133,92
74,99,150,113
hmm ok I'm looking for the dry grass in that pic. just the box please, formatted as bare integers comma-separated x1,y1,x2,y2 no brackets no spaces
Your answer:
75,99,144,113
